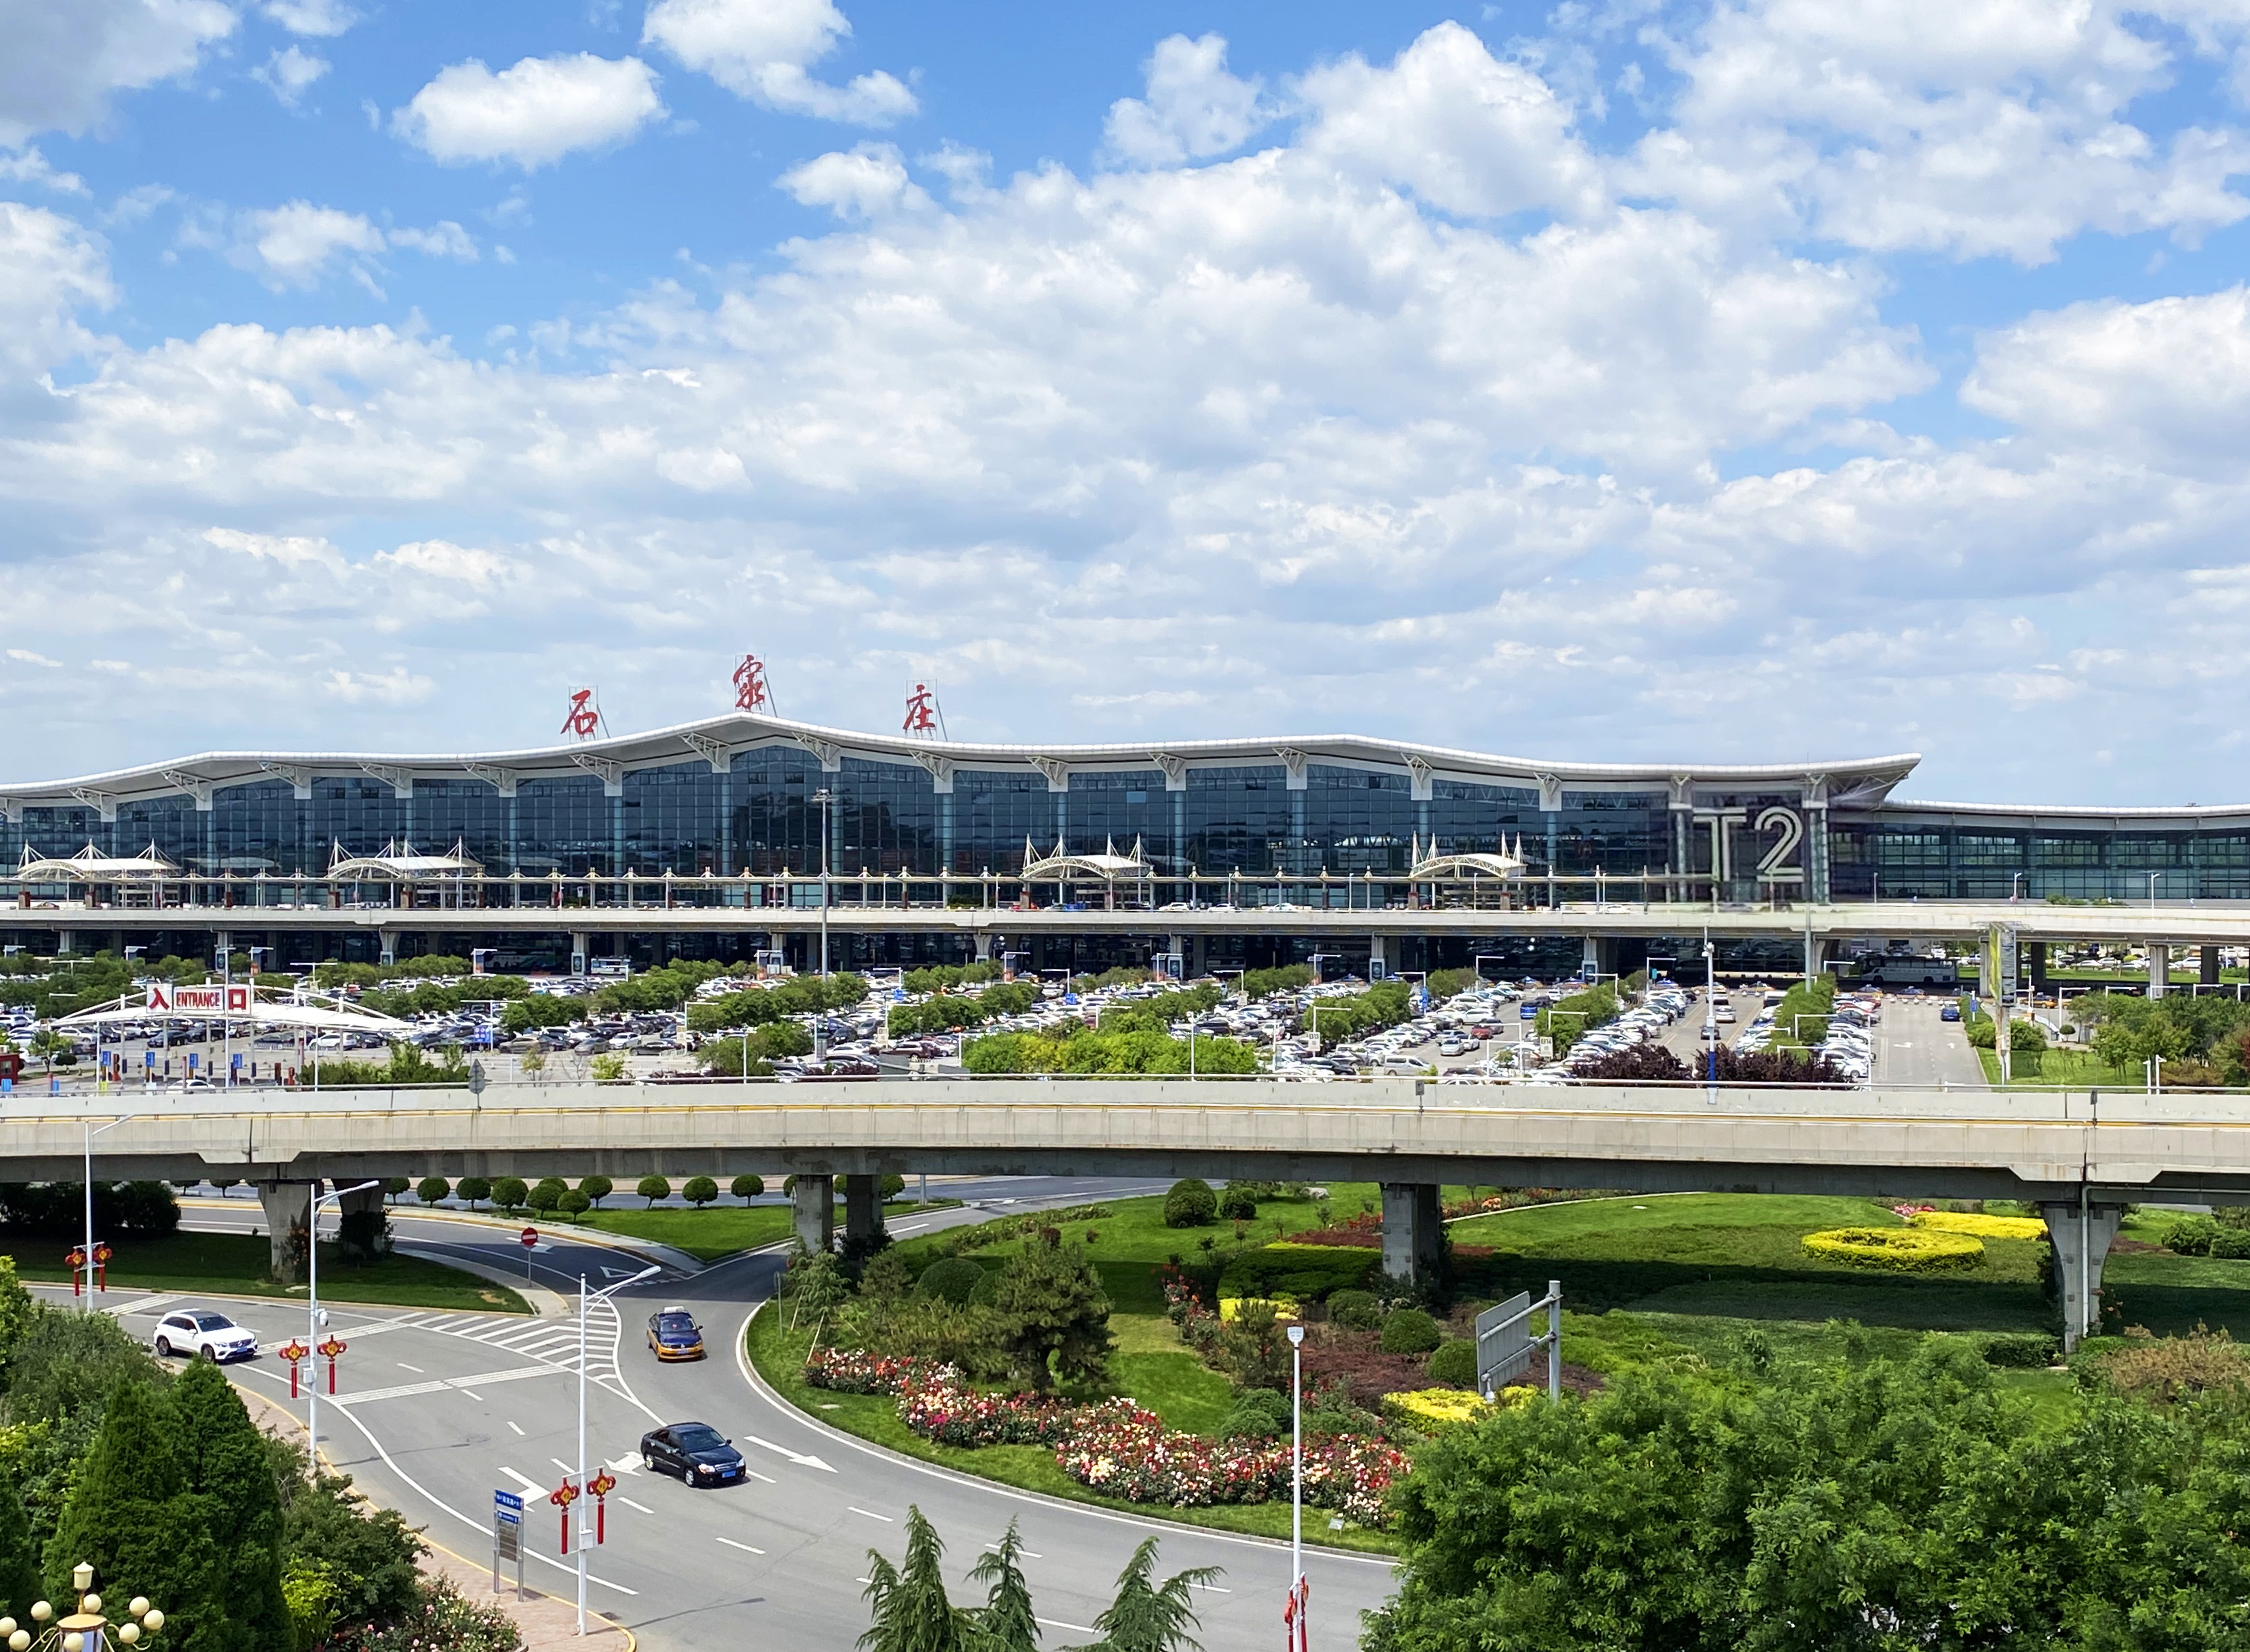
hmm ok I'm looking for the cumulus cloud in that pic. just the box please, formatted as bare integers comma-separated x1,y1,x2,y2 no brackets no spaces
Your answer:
202,526,345,568
320,667,435,704
262,0,358,35
253,44,329,109
7,649,61,668
641,0,916,125
0,200,115,373
199,202,481,289
374,538,514,583
778,142,928,218
393,54,665,169
0,0,235,146
0,146,87,194
1103,34,1274,167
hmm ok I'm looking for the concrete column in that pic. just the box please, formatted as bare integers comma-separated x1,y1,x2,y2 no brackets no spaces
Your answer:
2038,1200,2127,1351
214,931,233,969
2149,943,2170,999
338,1179,392,1256
973,931,994,962
1379,1182,1444,1284
57,930,73,955
257,1179,316,1284
1368,934,1390,980
570,931,590,975
1191,934,1207,979
377,931,397,967
842,1173,883,1248
792,1173,834,1252
1582,936,1614,979
2027,941,2050,991
2203,945,2222,987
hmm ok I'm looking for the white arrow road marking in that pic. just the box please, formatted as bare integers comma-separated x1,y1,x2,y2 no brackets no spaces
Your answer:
741,1434,835,1472
500,1467,543,1494
716,1537,765,1555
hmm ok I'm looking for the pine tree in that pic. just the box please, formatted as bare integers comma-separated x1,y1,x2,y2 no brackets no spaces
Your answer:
860,1506,973,1652
0,1465,39,1622
1063,1539,1219,1652
44,1382,218,1648
965,1519,1040,1652
170,1359,290,1652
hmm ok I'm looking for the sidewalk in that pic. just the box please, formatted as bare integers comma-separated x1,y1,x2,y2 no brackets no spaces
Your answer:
235,1386,633,1652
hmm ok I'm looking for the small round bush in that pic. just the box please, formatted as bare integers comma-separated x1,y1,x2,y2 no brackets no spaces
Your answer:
457,1176,491,1209
967,1266,1003,1306
1219,1185,1258,1221
526,1182,562,1215
914,1257,986,1306
637,1174,671,1207
881,1173,907,1201
1426,1338,1478,1386
415,1176,450,1206
1163,1178,1217,1228
493,1176,529,1213
1379,1308,1443,1356
579,1174,613,1207
731,1174,765,1203
559,1189,591,1221
1219,1388,1289,1440
683,1176,719,1208
2215,1227,2250,1261
1327,1289,1381,1332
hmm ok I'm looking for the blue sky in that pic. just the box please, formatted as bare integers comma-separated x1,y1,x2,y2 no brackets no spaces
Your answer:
7,0,2250,805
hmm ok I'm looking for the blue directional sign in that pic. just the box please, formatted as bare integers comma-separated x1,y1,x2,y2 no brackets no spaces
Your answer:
493,1489,523,1527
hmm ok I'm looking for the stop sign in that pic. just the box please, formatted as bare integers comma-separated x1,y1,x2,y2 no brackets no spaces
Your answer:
520,1226,538,1248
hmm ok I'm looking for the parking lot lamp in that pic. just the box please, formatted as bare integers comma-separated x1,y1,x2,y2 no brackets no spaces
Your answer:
1287,1323,1306,1647
305,1179,380,1476
81,1116,131,1313
577,1264,658,1633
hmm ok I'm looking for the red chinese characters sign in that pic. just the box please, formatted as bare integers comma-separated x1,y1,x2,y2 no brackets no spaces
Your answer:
903,682,937,734
733,654,770,713
560,689,600,739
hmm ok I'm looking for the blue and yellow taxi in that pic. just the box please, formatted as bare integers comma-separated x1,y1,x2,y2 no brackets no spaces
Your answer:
646,1306,706,1362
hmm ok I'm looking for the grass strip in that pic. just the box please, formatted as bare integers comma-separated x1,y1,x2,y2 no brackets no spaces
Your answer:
3,1228,530,1312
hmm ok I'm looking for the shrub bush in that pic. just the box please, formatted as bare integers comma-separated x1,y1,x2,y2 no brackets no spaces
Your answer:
1384,1388,1492,1429
2167,1214,2218,1255
1381,1308,1443,1355
1220,1243,1384,1303
579,1174,613,1208
457,1176,491,1209
1218,1388,1288,1440
1909,1210,2047,1240
2215,1227,2250,1261
914,1257,986,1306
415,1176,449,1206
1327,1289,1382,1331
492,1176,528,1213
559,1189,590,1221
1427,1338,1478,1385
1802,1227,1984,1272
1164,1178,1217,1228
1980,1332,2060,1368
682,1176,719,1208
637,1174,671,1207
1219,1186,1258,1221
731,1174,764,1203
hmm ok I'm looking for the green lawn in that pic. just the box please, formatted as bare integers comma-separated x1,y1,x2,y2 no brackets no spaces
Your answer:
3,1229,529,1312
1975,1046,2140,1088
572,1200,959,1261
746,1303,1399,1554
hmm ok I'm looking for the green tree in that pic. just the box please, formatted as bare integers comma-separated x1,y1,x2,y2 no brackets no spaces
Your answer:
637,1175,671,1207
682,1176,719,1209
278,1472,423,1631
965,1519,1040,1652
170,1359,290,1651
491,1177,529,1213
990,1239,1113,1391
0,1257,35,1377
858,1505,973,1652
559,1190,591,1222
5,1309,160,1426
730,1174,765,1203
381,1177,410,1204
0,1465,38,1622
457,1176,491,1210
414,1176,449,1206
45,1382,219,1641
578,1175,613,1209
527,1183,562,1217
1064,1537,1219,1652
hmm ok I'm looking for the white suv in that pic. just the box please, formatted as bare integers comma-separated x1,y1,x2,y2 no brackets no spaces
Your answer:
152,1309,259,1363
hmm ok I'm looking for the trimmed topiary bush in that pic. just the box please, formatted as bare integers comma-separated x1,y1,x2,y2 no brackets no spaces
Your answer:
1164,1178,1218,1228
1218,1387,1289,1440
1327,1289,1381,1331
1380,1308,1442,1355
914,1256,986,1305
1802,1226,1983,1273
1427,1337,1478,1385
1219,1185,1258,1221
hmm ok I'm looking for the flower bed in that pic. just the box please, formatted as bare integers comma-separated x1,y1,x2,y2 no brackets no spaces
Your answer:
804,1344,1410,1525
1906,1209,2047,1241
1802,1226,1985,1272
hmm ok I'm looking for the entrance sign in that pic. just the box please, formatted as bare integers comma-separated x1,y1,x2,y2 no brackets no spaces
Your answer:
146,984,249,1014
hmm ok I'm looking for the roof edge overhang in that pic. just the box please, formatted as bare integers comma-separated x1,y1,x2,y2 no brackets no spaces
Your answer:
0,712,1922,810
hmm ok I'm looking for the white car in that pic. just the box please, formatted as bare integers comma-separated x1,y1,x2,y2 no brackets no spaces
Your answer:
152,1309,259,1363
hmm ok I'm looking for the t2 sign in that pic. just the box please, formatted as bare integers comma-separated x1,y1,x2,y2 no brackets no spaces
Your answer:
1692,805,1805,885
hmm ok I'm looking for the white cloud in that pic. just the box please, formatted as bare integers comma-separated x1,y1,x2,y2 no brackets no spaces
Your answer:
387,220,479,261
320,667,435,704
1103,34,1274,167
641,0,916,125
253,45,329,109
0,0,235,146
778,142,928,218
202,526,346,569
0,200,115,373
393,54,665,169
374,538,514,583
233,200,385,289
7,649,61,668
262,0,358,36
0,146,87,194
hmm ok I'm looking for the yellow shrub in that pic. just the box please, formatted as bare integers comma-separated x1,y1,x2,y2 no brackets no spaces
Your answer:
1907,1210,2047,1241
1218,1295,1298,1322
1802,1226,1984,1272
1385,1388,1489,1429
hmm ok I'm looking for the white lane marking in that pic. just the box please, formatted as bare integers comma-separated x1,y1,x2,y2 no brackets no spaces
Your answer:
458,1389,485,1401
743,1467,776,1485
716,1537,766,1555
620,1497,654,1515
334,1366,560,1407
848,1506,893,1522
551,1458,577,1476
500,1466,543,1494
741,1434,835,1473
507,1421,525,1436
396,1363,425,1374
1037,1620,1097,1636
1192,1583,1232,1593
983,1545,1043,1558
104,1293,182,1317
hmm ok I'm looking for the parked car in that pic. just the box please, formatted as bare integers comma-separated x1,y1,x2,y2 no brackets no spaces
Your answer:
639,1421,746,1487
152,1309,259,1362
646,1307,706,1362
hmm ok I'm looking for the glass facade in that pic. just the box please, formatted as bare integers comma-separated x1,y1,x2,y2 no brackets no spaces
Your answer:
10,734,2250,909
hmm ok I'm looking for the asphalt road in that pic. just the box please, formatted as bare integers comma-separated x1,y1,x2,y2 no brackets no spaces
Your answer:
1867,997,1988,1090
40,1181,1399,1652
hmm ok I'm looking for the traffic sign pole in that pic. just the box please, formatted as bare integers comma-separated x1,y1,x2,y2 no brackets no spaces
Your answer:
520,1226,538,1281
492,1490,524,1599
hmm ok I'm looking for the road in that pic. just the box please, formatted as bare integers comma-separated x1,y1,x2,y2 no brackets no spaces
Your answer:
43,1182,1399,1652
1867,998,1987,1089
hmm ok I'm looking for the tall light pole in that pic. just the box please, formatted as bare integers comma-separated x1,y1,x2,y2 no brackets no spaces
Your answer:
812,788,834,1064
577,1263,658,1634
82,1116,131,1312
1286,1322,1305,1647
305,1179,380,1477
1701,936,1718,1102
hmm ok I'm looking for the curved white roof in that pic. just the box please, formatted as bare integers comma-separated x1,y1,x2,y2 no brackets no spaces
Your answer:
0,711,1923,811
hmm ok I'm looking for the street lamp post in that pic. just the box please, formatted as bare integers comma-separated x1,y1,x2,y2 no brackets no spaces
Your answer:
1286,1323,1306,1649
82,1116,130,1312
4,1563,163,1652
812,788,835,1065
305,1179,381,1477
576,1264,659,1634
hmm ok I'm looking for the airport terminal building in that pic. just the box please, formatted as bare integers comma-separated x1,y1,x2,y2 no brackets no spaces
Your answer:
4,713,2247,977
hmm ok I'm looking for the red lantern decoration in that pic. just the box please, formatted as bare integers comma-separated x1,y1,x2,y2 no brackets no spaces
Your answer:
549,1477,581,1555
318,1334,347,1395
65,1247,85,1297
587,1468,616,1545
92,1242,112,1291
280,1338,309,1398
